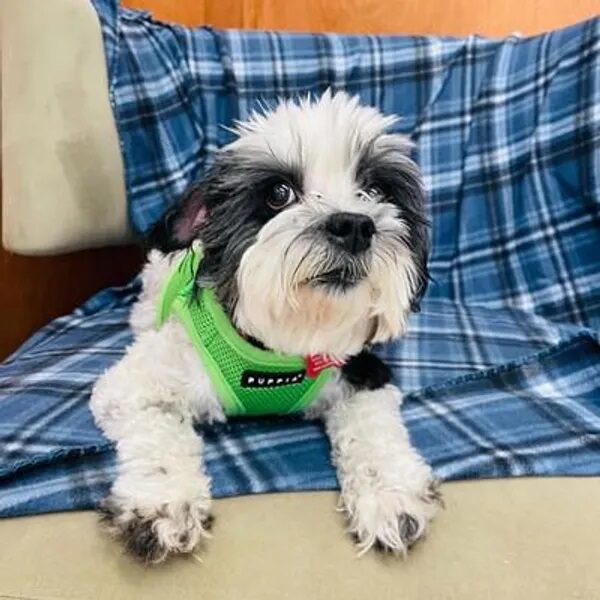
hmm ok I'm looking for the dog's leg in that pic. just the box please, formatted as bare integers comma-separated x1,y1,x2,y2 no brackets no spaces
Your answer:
99,410,212,564
321,383,441,555
91,326,218,564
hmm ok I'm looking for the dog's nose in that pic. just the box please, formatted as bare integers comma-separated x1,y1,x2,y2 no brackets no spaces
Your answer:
324,212,376,254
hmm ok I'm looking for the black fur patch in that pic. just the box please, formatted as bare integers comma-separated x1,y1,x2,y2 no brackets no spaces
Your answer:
350,512,421,554
398,513,420,545
99,499,167,564
123,517,167,564
196,150,304,311
145,204,186,253
356,142,430,311
202,513,215,532
98,497,214,565
370,513,421,554
341,351,391,390
422,479,445,507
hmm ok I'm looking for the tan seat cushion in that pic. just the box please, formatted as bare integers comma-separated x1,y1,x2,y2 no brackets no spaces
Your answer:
1,479,599,600
1,0,130,255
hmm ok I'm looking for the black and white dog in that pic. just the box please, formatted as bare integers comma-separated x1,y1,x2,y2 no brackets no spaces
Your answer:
91,91,440,564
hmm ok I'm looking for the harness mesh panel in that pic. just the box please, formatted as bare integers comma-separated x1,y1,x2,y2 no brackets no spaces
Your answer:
184,290,325,415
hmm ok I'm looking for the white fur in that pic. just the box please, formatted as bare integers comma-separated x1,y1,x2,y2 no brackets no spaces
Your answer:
310,382,438,554
91,92,438,563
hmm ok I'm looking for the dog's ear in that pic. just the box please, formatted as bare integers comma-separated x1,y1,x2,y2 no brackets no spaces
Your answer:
360,134,430,312
145,184,208,252
410,242,430,313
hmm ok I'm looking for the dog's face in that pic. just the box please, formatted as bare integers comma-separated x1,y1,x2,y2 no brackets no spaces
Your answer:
153,91,429,357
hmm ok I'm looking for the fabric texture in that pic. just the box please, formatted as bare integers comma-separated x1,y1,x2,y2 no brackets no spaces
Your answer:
0,0,599,517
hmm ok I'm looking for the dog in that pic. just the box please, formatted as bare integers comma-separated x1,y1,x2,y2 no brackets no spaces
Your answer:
91,90,440,564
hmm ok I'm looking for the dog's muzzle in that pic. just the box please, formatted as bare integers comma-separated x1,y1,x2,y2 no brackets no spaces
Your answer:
303,212,375,291
324,212,376,255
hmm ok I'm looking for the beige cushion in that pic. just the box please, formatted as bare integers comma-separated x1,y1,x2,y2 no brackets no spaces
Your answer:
1,479,599,599
1,0,131,255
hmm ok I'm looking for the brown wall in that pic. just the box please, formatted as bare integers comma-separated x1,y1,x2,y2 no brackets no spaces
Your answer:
0,237,143,360
123,0,600,35
3,0,599,359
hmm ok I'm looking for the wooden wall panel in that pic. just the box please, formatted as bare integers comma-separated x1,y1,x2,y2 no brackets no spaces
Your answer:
123,0,600,36
0,241,143,359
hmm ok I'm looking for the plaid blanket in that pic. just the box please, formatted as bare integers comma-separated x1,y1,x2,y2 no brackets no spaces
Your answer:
1,0,599,517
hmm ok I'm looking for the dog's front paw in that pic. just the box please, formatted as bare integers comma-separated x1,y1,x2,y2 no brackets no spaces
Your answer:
100,495,213,564
344,478,442,556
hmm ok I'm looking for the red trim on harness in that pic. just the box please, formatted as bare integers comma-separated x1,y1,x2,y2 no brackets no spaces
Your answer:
306,354,346,378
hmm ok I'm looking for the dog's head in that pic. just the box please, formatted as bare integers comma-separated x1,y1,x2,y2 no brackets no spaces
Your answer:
150,91,429,357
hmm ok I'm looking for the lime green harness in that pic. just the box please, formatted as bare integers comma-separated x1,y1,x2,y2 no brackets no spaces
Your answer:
156,248,334,416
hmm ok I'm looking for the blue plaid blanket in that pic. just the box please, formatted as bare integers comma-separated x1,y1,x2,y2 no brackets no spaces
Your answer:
1,0,599,517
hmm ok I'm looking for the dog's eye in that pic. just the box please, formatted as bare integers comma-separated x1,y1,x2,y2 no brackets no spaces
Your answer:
267,183,297,210
360,186,384,201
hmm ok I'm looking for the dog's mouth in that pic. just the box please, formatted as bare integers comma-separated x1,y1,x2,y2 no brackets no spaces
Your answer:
306,266,368,291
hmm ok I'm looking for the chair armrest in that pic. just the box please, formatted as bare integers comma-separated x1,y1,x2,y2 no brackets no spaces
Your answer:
1,0,130,255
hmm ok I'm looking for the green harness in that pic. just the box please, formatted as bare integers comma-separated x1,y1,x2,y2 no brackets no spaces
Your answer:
156,248,335,416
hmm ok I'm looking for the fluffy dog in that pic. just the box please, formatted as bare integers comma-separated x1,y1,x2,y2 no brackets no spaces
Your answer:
91,91,440,564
